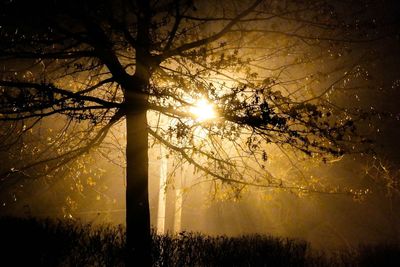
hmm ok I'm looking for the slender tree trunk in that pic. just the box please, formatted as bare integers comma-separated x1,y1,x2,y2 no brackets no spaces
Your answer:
157,145,168,235
125,97,151,265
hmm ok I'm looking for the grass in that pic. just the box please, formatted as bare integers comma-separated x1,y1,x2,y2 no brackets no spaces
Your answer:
0,217,399,266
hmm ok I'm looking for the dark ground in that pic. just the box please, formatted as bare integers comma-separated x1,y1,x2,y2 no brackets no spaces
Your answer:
1,217,399,266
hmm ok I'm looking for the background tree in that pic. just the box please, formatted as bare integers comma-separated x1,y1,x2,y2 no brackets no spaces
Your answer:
0,0,394,263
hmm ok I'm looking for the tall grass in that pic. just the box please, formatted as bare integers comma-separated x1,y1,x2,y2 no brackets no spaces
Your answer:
0,217,399,266
152,232,308,266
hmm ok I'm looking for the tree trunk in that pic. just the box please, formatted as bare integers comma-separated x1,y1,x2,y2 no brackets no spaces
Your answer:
125,100,151,265
157,144,168,235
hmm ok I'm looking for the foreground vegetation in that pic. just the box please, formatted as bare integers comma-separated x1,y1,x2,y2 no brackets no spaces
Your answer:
0,217,399,266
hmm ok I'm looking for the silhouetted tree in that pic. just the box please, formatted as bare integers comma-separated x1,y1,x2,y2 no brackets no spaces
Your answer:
0,0,392,264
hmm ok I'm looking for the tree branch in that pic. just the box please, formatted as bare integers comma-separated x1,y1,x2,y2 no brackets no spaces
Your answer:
160,0,262,59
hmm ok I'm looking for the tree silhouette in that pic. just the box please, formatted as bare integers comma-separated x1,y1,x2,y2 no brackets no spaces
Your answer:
0,0,387,264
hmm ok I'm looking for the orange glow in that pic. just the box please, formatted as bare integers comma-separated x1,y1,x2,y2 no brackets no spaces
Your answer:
190,99,216,121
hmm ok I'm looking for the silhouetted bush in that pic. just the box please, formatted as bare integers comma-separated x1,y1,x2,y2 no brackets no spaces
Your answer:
0,217,399,266
0,217,125,266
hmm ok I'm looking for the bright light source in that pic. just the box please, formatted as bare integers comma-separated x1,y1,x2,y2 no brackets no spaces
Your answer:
190,99,216,121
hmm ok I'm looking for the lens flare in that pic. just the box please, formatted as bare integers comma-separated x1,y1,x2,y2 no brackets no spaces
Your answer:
190,99,216,121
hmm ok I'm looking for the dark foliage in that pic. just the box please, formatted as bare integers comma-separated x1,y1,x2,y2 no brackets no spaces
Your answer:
0,217,126,266
1,217,399,267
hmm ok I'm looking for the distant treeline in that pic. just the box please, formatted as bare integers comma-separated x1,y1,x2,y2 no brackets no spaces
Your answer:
0,217,399,266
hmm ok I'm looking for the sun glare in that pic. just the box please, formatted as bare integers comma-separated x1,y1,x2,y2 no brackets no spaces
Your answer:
190,99,216,121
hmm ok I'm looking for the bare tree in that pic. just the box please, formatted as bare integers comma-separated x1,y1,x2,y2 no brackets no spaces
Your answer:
0,0,389,263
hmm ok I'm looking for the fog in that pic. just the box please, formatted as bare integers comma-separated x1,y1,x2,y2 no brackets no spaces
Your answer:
2,127,399,251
